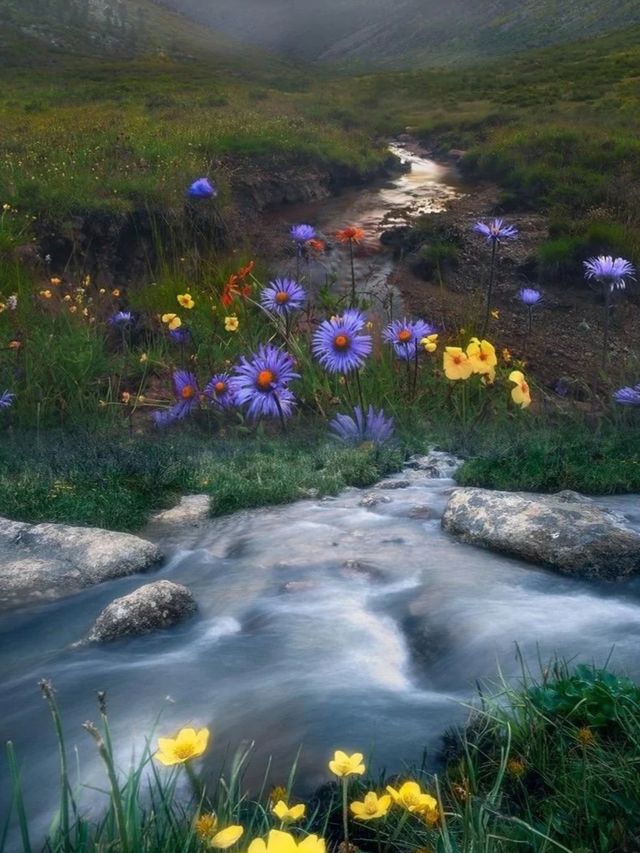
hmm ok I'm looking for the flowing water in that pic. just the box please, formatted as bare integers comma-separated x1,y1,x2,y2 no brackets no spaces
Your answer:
2,147,640,844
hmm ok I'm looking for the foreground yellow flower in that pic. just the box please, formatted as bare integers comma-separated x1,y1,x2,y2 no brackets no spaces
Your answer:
509,370,532,408
224,315,240,332
248,829,325,853
177,293,195,309
443,347,473,380
161,313,182,331
211,825,244,849
328,750,365,777
421,333,439,353
272,801,306,822
154,727,209,765
467,338,497,379
386,781,438,820
350,791,391,820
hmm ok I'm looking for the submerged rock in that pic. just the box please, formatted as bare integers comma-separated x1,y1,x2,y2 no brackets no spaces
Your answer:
405,451,461,479
442,489,640,580
359,494,393,508
87,581,196,643
0,518,162,611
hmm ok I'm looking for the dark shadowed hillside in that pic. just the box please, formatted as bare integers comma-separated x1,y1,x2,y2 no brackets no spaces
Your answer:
156,0,640,67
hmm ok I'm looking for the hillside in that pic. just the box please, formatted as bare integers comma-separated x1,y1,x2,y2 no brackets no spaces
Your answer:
158,0,640,67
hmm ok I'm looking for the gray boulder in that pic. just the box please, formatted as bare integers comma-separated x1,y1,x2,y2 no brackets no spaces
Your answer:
150,495,210,527
442,488,640,580
87,581,196,643
0,517,163,610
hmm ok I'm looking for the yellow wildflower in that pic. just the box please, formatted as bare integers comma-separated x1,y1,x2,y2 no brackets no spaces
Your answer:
69,305,77,314
443,347,473,381
63,295,72,302
269,786,288,806
576,727,596,746
272,801,306,822
224,315,239,333
467,338,497,380
386,781,439,822
121,392,131,405
491,309,500,320
140,353,148,363
177,293,195,309
509,370,532,409
350,791,391,821
248,830,325,853
50,277,62,286
154,727,209,766
161,313,182,331
211,825,244,849
99,288,107,295
328,750,365,777
39,290,52,299
502,347,512,364
112,288,121,297
421,333,439,353
195,813,218,839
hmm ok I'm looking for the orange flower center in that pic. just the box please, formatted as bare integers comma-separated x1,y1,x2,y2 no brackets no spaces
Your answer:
453,355,463,365
214,381,226,394
181,385,196,400
257,369,275,390
398,329,412,343
334,334,350,350
275,291,289,304
521,381,529,393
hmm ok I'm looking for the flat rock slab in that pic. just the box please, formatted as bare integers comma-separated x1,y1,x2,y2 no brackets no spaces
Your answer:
150,495,210,526
86,581,196,643
0,517,163,611
442,489,640,580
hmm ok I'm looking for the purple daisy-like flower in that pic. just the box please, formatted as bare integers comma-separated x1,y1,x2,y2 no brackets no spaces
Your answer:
519,288,542,306
204,372,236,410
109,310,133,326
152,370,200,428
613,383,640,406
330,405,395,447
261,278,306,316
187,178,217,200
584,256,635,292
312,311,372,374
231,344,299,421
474,218,518,243
383,317,435,361
0,390,14,410
290,224,316,243
168,327,192,345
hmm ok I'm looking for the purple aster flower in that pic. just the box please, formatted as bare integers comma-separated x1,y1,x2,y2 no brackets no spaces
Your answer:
519,288,542,306
231,344,299,421
261,278,306,316
152,370,200,428
290,224,316,243
584,256,635,292
0,390,14,410
109,310,133,326
187,178,217,200
168,327,192,345
383,317,435,361
312,311,372,374
330,405,395,447
474,218,518,242
613,384,640,406
204,372,236,410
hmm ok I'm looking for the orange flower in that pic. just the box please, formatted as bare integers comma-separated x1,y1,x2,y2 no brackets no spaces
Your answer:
307,239,326,253
336,226,365,244
221,261,254,308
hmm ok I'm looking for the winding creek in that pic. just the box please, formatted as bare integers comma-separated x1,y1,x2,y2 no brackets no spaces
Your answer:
2,147,640,843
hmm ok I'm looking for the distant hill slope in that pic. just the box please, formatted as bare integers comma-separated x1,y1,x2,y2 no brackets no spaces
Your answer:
156,0,640,67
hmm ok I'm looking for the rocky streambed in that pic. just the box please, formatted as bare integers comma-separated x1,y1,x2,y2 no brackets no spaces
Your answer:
2,455,640,842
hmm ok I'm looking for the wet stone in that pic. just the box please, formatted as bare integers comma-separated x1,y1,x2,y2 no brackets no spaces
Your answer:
359,494,393,508
378,480,412,490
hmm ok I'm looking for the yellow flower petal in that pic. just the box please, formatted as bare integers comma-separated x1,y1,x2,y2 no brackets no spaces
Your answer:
211,825,244,849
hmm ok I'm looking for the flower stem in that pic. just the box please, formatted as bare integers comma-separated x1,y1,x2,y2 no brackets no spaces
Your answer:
349,242,356,308
482,239,497,336
342,777,349,848
354,369,366,414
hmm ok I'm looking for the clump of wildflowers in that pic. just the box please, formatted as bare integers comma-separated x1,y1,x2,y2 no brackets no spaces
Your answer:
383,318,435,361
330,406,394,447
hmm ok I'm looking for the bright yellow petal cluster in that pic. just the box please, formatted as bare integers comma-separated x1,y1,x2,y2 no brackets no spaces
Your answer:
350,791,391,820
154,727,210,766
386,781,439,823
509,370,532,408
328,750,365,777
272,801,306,822
420,334,439,353
211,825,244,849
466,338,497,381
248,829,325,853
225,315,240,332
177,293,195,309
161,313,182,330
443,347,473,380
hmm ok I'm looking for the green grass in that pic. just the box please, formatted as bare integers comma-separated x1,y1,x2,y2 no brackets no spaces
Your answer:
5,661,639,851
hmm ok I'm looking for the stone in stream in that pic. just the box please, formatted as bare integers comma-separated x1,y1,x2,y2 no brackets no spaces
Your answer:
0,517,163,611
359,493,392,508
442,488,640,580
86,581,196,643
151,494,210,526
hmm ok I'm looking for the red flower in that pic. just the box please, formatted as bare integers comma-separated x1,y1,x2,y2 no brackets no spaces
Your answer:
336,227,365,245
